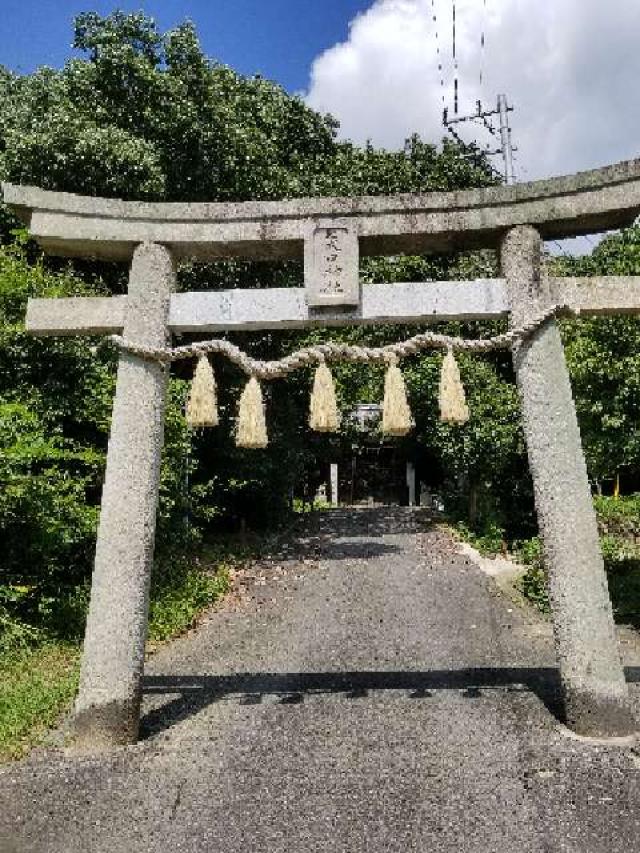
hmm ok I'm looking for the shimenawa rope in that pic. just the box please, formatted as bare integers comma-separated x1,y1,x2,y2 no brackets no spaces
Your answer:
106,302,575,378
103,302,576,445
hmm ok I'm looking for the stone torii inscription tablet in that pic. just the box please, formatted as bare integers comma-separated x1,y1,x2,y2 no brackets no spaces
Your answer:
304,224,360,306
4,158,640,749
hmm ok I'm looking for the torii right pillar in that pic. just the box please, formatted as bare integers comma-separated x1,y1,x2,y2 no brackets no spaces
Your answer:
501,225,636,738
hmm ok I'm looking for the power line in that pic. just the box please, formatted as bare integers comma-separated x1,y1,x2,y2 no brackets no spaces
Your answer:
442,118,505,182
550,240,573,259
452,0,458,114
479,0,487,90
443,96,517,185
437,2,519,188
431,0,447,107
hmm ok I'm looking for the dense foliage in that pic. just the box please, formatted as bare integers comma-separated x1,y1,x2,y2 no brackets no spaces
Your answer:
553,230,640,486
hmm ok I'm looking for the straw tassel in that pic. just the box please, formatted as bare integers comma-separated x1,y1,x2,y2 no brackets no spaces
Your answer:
309,360,340,433
236,375,268,448
186,355,219,427
382,355,413,436
439,348,470,424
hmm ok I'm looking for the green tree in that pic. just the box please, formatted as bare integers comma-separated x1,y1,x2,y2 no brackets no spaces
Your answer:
554,229,640,485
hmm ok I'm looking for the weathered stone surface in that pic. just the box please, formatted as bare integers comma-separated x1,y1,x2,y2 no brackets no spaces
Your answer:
169,279,507,332
5,157,640,260
304,224,360,306
72,242,175,750
550,276,640,315
24,276,640,336
26,295,128,335
501,225,636,737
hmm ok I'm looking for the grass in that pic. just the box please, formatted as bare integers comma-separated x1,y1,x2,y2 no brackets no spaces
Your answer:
148,556,231,644
0,643,80,762
0,549,234,761
452,520,506,557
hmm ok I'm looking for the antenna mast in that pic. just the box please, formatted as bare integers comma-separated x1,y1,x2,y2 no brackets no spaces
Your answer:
440,1,518,185
443,95,517,185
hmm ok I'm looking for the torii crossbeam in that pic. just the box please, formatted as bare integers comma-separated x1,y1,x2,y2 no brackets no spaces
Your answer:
4,158,640,748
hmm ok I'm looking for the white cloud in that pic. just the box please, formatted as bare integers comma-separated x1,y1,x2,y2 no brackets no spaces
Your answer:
305,0,640,181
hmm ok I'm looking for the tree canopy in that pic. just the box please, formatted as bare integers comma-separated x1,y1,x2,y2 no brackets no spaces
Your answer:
0,13,491,207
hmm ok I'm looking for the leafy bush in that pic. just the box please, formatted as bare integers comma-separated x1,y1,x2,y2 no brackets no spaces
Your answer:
514,529,640,624
148,556,230,643
513,537,549,613
594,495,640,538
513,536,543,568
293,497,332,514
454,519,505,556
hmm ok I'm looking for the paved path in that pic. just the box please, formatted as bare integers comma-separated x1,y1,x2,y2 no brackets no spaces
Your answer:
2,508,640,852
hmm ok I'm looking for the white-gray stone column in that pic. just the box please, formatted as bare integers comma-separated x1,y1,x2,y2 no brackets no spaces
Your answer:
330,463,339,507
73,242,175,749
501,226,635,737
406,462,416,507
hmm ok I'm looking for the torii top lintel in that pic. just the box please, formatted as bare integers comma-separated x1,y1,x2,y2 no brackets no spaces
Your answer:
3,158,640,263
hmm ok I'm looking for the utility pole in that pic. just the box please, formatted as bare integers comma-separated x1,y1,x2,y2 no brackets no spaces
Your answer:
497,93,515,186
443,94,517,185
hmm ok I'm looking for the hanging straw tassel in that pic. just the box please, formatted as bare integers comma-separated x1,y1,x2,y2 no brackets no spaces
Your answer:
439,348,470,424
382,354,413,436
186,355,219,428
309,360,340,433
236,375,268,448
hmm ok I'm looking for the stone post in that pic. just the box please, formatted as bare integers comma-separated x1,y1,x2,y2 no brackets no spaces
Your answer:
406,462,416,507
501,226,635,737
73,242,175,749
330,463,339,507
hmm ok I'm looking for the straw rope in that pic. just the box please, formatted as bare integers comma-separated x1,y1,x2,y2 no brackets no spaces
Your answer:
106,303,575,380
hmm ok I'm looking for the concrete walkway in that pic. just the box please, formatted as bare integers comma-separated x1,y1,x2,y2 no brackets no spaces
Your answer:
2,508,640,852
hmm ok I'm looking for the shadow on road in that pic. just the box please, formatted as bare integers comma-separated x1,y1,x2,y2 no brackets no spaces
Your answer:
309,541,401,560
139,665,632,738
294,507,427,541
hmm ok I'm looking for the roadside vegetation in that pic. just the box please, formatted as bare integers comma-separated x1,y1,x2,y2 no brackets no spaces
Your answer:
452,495,640,625
0,547,233,761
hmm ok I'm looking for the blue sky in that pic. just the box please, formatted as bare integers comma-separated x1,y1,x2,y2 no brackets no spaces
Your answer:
0,0,370,92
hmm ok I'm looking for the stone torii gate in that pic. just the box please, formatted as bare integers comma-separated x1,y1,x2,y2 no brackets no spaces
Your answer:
5,159,640,748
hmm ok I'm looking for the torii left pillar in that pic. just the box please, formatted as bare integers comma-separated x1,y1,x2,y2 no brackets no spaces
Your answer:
73,242,175,749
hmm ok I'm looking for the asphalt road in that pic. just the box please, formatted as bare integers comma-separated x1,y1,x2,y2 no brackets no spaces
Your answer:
2,507,640,852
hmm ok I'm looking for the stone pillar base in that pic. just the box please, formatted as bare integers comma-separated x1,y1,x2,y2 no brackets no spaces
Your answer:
69,697,140,752
563,683,637,738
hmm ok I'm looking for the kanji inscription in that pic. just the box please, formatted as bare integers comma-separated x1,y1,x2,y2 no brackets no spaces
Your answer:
304,225,359,307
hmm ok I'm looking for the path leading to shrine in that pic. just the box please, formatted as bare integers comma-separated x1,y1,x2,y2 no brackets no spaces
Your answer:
2,507,640,852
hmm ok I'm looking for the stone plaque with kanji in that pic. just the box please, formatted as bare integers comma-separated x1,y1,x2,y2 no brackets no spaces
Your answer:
304,225,360,307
